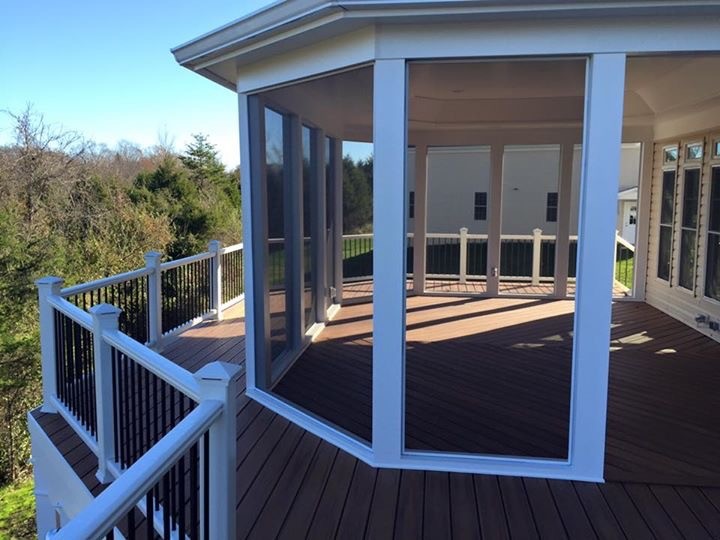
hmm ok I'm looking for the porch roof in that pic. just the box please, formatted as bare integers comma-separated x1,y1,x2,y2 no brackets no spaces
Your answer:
171,0,720,91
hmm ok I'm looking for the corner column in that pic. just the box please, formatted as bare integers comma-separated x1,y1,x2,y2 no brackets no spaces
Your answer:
555,141,575,298
571,53,626,480
412,144,428,294
486,144,504,296
372,59,407,463
332,138,344,305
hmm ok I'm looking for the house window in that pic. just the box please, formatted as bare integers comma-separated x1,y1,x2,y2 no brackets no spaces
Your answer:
546,192,558,222
474,192,487,221
657,170,676,281
713,140,720,159
705,167,720,301
409,191,415,219
686,142,703,161
663,146,678,165
678,168,700,290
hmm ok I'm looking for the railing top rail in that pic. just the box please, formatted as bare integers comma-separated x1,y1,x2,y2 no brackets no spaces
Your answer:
103,329,202,402
60,267,152,298
341,233,373,239
220,242,243,255
615,234,636,252
47,295,93,331
49,399,222,540
160,251,213,271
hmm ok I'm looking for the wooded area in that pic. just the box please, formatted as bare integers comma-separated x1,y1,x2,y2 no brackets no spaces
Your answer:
0,107,374,537
0,107,241,537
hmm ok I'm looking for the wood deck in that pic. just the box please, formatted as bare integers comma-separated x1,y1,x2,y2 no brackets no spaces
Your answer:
34,294,720,539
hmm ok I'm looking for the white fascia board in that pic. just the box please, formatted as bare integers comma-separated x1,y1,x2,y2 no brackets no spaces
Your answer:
172,1,720,87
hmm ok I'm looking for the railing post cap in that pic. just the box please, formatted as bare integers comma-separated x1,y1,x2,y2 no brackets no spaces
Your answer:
144,251,162,262
88,303,122,318
460,227,468,233
208,239,222,251
533,228,543,234
35,276,64,287
195,361,242,386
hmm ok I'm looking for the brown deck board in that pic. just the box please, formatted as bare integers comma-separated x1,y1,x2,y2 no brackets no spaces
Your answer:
275,294,720,486
36,289,720,539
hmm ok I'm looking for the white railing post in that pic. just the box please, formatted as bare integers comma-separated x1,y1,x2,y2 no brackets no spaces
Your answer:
613,230,620,285
532,228,543,286
459,227,468,284
194,361,242,540
36,276,64,413
89,303,121,484
208,240,223,321
144,251,162,349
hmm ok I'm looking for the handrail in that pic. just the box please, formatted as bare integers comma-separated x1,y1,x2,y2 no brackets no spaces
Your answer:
159,250,213,271
60,267,152,298
616,234,636,252
103,329,202,402
221,242,243,254
49,399,223,540
47,295,93,331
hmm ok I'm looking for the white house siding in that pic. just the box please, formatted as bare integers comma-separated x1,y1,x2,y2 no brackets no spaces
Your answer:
408,144,641,237
645,133,720,343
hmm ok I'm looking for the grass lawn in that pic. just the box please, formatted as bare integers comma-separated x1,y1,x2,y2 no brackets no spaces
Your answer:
0,480,35,540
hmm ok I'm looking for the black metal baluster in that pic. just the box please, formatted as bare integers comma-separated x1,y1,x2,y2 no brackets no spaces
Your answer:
144,367,150,454
122,353,131,468
203,433,209,540
178,454,186,538
130,358,138,463
162,471,171,538
146,490,154,539
190,441,198,540
112,349,120,463
127,506,135,540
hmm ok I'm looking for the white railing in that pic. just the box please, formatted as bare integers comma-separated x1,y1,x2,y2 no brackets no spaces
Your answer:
614,231,636,292
36,283,242,539
58,241,244,350
341,228,632,290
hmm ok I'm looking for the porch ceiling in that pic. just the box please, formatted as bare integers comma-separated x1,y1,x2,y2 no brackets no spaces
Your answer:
259,54,720,141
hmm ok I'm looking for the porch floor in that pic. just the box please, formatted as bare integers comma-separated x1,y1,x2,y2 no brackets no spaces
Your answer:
34,288,720,539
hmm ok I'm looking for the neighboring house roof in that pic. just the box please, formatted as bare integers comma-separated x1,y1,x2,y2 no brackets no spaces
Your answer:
171,0,720,90
618,186,638,200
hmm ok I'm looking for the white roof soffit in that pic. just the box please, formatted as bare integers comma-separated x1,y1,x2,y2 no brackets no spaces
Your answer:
172,0,720,90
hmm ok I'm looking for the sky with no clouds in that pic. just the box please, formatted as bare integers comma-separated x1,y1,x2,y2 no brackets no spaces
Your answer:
1,1,281,168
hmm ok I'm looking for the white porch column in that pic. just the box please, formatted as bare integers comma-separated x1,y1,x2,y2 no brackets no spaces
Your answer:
570,53,626,480
238,93,262,390
372,59,407,463
633,138,654,300
486,144,504,296
332,139,344,305
36,276,63,413
412,144,428,294
313,128,328,323
286,114,304,349
555,141,575,298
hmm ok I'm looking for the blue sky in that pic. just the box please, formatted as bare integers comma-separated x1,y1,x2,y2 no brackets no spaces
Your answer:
1,1,277,168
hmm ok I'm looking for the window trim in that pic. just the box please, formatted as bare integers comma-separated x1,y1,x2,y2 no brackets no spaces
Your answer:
704,165,720,301
662,145,679,166
656,168,677,283
473,191,487,221
546,191,559,223
685,141,704,162
676,166,701,292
